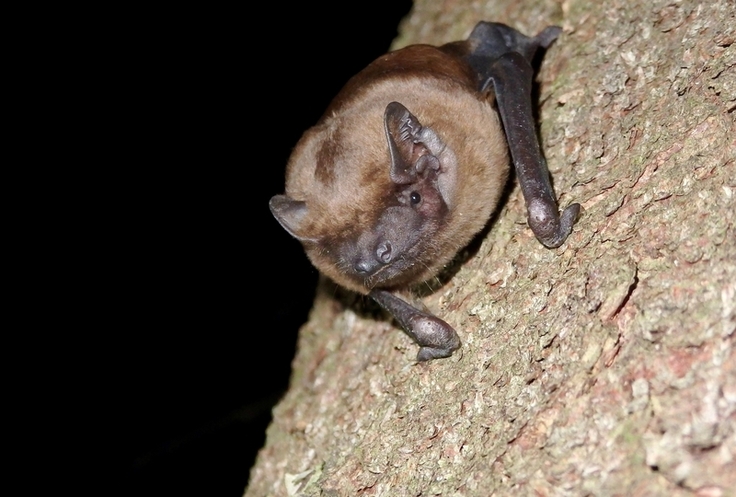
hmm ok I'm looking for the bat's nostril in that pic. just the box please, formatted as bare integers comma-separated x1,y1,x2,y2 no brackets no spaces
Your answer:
377,242,392,264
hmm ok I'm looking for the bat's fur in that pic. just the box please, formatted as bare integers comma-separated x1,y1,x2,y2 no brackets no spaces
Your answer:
275,45,508,294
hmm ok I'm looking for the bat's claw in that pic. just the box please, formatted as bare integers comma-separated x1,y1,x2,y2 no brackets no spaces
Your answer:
417,344,457,362
535,26,563,49
528,199,581,248
559,203,581,236
545,202,580,248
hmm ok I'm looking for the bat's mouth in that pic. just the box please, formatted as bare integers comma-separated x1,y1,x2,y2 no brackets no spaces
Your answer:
363,266,390,289
362,250,422,290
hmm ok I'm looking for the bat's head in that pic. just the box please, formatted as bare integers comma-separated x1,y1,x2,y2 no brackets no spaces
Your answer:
270,101,459,294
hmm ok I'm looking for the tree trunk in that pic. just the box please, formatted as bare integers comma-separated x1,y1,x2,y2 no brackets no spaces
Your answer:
246,0,735,495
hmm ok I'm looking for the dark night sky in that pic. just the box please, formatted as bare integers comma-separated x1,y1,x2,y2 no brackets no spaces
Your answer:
121,3,413,496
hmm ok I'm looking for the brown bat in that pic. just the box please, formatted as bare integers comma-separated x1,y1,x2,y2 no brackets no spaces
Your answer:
270,22,580,361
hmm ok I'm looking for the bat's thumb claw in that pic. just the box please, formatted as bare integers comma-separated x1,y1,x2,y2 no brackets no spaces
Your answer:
536,26,563,49
560,203,581,232
547,202,581,248
528,200,580,248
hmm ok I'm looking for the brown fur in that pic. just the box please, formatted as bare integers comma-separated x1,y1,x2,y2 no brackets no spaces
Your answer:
280,45,509,294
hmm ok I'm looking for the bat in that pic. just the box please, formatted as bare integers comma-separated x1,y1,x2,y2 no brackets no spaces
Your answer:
270,22,580,361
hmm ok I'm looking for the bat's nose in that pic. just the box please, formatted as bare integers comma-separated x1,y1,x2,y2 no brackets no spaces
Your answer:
354,260,378,274
354,241,393,274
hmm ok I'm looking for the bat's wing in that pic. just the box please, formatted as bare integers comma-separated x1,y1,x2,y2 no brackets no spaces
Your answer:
463,22,580,248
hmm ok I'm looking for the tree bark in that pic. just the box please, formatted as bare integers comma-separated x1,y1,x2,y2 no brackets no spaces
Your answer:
247,0,735,495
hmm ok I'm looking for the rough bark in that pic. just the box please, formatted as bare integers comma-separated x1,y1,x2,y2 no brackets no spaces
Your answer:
247,0,735,495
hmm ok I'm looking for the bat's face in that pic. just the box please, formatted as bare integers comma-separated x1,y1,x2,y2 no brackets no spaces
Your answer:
327,159,449,291
269,102,455,294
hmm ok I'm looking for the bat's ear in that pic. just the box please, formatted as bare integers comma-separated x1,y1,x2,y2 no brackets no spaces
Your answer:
384,102,438,185
269,195,318,242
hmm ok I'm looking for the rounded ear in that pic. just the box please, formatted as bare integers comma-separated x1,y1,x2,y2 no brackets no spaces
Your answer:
269,195,318,242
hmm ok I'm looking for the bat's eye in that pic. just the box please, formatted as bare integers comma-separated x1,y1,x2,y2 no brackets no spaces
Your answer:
410,191,421,205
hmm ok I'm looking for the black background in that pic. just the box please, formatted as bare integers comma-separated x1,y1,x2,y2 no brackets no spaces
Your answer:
122,3,413,496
